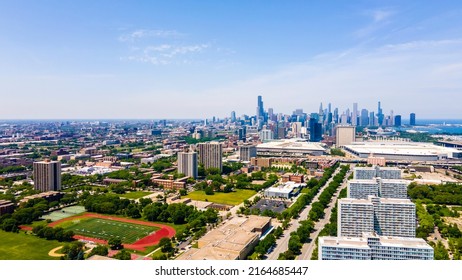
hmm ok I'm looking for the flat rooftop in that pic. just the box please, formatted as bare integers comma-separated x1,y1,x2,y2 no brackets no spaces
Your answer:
265,181,304,194
345,141,460,156
257,139,326,151
320,233,432,249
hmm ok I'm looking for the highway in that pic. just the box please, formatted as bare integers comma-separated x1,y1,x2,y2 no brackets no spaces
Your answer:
266,166,342,260
297,167,353,260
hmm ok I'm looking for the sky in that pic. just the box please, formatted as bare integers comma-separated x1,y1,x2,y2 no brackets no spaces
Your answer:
1,0,462,119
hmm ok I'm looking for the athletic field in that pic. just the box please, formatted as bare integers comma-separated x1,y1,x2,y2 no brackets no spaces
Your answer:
62,218,159,244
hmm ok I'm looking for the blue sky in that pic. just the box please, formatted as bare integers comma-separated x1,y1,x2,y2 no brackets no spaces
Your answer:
1,0,462,119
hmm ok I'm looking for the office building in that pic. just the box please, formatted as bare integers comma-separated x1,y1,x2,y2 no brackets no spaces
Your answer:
197,142,223,171
177,152,198,179
338,197,416,238
319,233,433,260
352,103,358,126
410,113,416,126
335,126,356,147
33,160,61,192
394,115,402,127
360,109,369,127
239,144,257,162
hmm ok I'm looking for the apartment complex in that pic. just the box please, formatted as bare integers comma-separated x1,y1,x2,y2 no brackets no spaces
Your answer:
319,233,433,260
348,178,409,199
177,152,198,179
338,198,374,237
0,200,15,215
33,160,61,192
338,196,416,238
354,166,401,180
197,142,222,171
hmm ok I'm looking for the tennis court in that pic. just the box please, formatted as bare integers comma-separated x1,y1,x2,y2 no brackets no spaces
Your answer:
41,206,86,221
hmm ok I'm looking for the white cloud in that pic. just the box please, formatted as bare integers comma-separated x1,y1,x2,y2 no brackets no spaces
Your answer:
118,29,182,42
121,44,209,65
355,8,396,38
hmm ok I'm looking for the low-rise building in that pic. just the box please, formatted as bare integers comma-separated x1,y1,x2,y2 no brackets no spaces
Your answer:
0,200,15,215
319,233,433,260
177,215,271,260
264,181,304,199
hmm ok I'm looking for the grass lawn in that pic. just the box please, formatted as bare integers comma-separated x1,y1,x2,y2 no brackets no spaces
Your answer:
118,191,152,199
60,218,159,244
0,230,64,260
185,189,256,205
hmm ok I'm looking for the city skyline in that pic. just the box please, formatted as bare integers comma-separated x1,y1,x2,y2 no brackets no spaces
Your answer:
1,1,462,119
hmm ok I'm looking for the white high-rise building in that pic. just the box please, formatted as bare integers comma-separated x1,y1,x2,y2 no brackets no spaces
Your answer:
319,233,433,260
338,196,416,238
354,166,401,180
177,152,198,179
348,178,409,199
33,160,61,192
338,198,374,237
371,197,416,238
197,142,222,172
348,179,380,199
379,179,409,199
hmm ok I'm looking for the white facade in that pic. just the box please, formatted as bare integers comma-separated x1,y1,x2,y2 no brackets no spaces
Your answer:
353,166,401,180
379,179,409,199
319,233,433,260
348,179,379,199
371,197,416,238
264,181,304,199
344,141,462,161
348,178,409,199
338,198,375,237
338,196,416,238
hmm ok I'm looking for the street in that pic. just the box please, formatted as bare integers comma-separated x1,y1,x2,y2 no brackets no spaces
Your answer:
266,166,343,260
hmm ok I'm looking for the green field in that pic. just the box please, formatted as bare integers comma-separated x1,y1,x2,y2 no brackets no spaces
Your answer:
119,191,152,199
61,218,159,244
0,230,63,260
185,189,256,205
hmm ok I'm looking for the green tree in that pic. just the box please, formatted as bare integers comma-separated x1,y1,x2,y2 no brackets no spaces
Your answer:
87,245,109,258
114,249,131,260
108,237,123,250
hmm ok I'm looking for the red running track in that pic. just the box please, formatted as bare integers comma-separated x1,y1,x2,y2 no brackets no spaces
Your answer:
47,213,176,251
